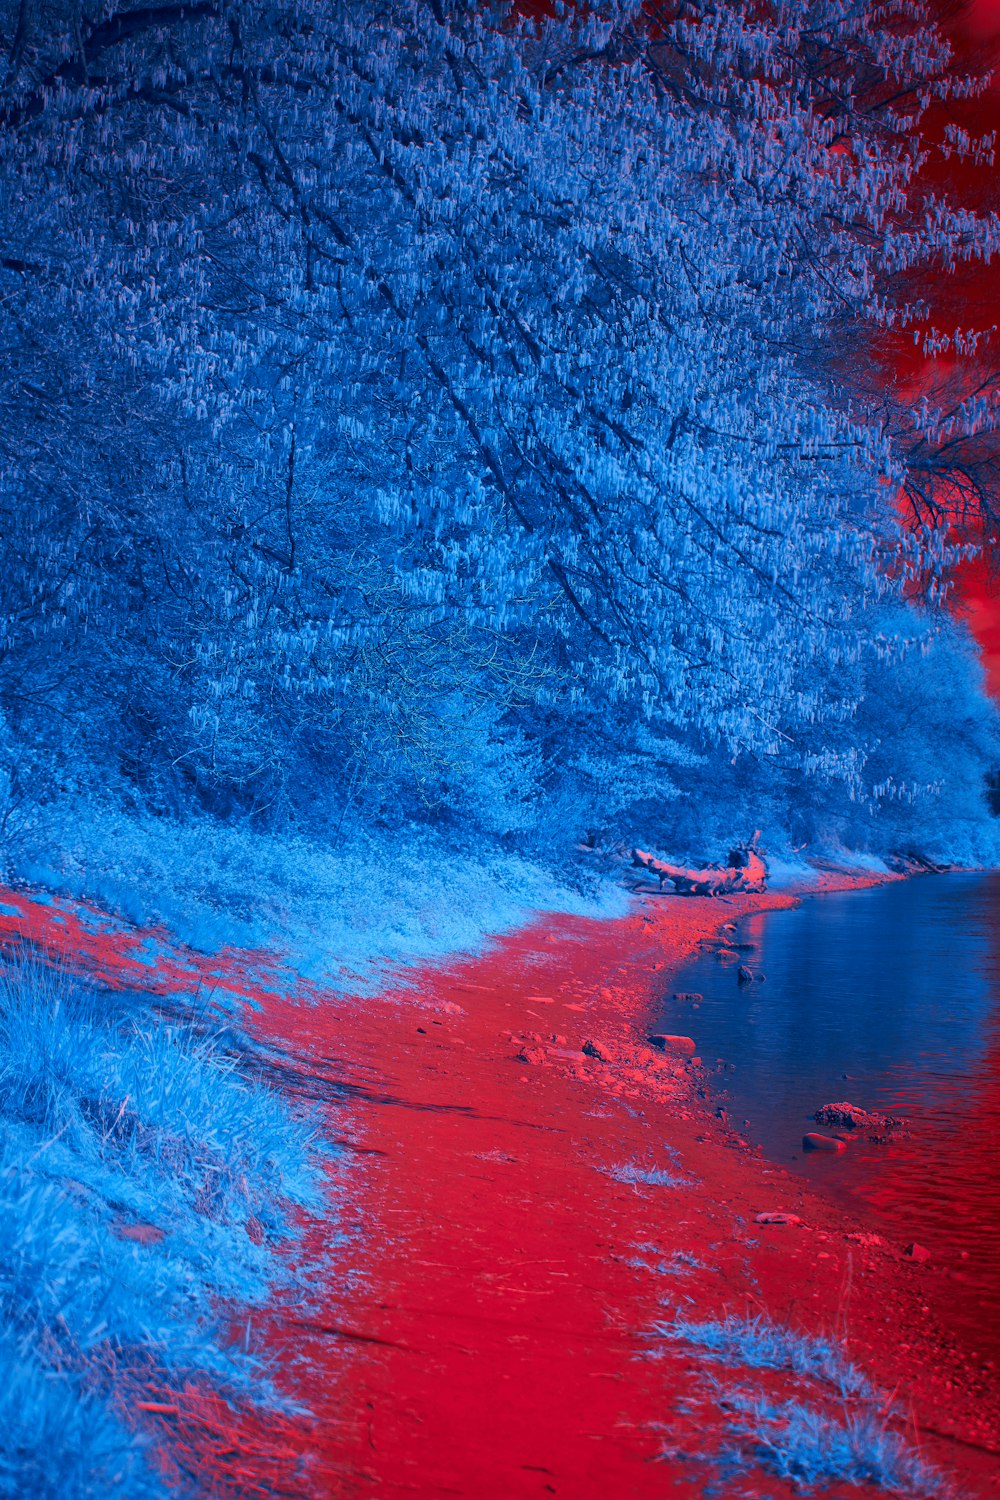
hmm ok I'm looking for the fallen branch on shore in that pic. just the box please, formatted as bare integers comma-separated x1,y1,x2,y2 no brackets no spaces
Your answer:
631,834,768,897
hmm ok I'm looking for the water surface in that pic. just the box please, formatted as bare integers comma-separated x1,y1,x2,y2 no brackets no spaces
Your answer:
662,873,1000,1365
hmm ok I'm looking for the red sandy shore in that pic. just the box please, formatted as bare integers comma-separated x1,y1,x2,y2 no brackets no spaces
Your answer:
2,880,999,1497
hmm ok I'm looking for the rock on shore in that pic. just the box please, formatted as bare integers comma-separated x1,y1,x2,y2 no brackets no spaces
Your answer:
815,1101,909,1140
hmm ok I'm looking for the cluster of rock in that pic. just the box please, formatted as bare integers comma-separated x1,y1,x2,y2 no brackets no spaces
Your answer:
815,1101,909,1142
511,1028,707,1111
737,964,766,985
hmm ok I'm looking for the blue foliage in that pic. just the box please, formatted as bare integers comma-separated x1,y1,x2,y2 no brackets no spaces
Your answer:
0,1334,158,1499
0,955,320,1496
11,806,626,989
0,1,996,862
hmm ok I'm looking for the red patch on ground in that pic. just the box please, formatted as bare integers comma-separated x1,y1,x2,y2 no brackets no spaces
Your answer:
0,886,312,1009
245,890,1000,1497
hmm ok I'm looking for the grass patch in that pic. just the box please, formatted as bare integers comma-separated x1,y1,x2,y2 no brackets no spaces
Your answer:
627,1247,705,1277
654,1313,949,1495
654,1312,870,1397
725,1393,948,1495
0,952,321,1495
15,804,626,989
607,1163,689,1189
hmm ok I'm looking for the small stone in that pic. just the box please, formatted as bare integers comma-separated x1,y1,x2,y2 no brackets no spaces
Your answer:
516,1045,546,1066
803,1132,847,1153
647,1033,696,1054
846,1231,888,1250
755,1212,803,1227
672,991,703,1003
737,965,754,984
582,1037,615,1063
903,1242,931,1263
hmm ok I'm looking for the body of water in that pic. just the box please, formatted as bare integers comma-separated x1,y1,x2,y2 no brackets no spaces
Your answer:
662,873,1000,1364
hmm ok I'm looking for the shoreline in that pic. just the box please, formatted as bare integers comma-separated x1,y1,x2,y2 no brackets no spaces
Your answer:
631,882,1000,1467
2,872,997,1495
239,875,1000,1496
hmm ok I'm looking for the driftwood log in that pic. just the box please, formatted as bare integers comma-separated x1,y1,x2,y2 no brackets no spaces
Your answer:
631,832,768,897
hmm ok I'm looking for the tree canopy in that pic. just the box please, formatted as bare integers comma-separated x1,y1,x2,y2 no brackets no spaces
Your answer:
1,0,998,855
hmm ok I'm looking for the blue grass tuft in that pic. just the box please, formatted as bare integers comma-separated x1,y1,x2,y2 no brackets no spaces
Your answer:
628,1248,707,1276
607,1162,689,1188
654,1312,870,1397
0,953,322,1495
0,1331,160,1499
725,1393,949,1495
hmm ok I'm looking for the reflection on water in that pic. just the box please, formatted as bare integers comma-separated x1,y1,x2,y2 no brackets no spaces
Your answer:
663,874,1000,1363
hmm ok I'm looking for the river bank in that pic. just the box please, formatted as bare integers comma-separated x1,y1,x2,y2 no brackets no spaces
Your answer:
234,877,999,1497
663,869,1000,1374
3,873,997,1496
